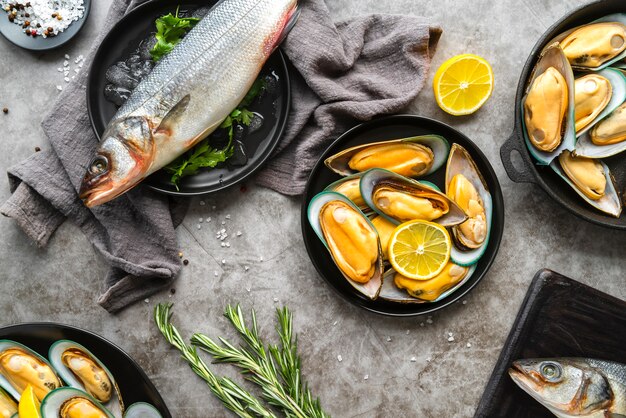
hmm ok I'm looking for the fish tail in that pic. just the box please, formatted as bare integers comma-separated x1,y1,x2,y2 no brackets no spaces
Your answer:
271,1,301,51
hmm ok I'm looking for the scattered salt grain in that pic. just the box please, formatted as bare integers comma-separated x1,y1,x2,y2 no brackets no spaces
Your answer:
56,85,63,91
197,224,201,230
386,336,392,342
406,330,410,335
363,374,369,380
63,60,69,66
332,320,338,326
466,342,472,348
199,200,205,206
426,316,433,324
273,297,278,302
214,271,218,277
225,214,231,220
410,357,416,362
259,256,264,262
206,217,211,222
64,54,70,59
447,335,455,343
57,67,62,72
337,355,343,362
221,221,226,225
221,243,226,247
221,259,226,264
244,266,249,271
236,231,242,237
144,298,149,303
198,217,203,223
64,77,69,82
420,322,424,327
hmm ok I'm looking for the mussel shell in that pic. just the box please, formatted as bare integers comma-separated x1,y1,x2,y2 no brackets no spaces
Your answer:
40,387,114,418
552,14,626,71
576,68,626,139
307,191,384,300
550,156,622,217
378,265,476,304
324,173,370,212
522,43,577,165
49,340,124,416
324,135,450,177
0,387,17,418
124,402,163,418
445,144,493,266
360,169,467,227
0,340,61,401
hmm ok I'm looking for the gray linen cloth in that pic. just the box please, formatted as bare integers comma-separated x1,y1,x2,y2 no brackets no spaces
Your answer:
1,0,441,313
257,0,442,194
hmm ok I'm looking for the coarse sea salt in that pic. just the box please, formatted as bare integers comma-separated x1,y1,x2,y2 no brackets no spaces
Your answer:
1,0,85,37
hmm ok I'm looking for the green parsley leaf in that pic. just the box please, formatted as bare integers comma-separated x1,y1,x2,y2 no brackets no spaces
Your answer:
150,7,199,61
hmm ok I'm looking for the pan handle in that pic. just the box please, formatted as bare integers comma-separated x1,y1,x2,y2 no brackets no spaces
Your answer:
500,129,536,184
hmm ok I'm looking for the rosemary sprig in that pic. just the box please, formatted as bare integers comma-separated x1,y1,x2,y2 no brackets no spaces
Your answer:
155,303,330,418
192,306,307,418
270,308,330,418
154,303,277,418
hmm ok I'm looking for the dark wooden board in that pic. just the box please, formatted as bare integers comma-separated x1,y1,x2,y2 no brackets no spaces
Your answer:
475,269,626,417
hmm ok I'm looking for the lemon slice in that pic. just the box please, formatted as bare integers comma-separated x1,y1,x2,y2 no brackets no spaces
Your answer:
18,384,41,418
433,54,494,116
388,220,451,280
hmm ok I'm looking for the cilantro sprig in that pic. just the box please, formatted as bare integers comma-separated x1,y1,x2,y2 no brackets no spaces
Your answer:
150,7,199,61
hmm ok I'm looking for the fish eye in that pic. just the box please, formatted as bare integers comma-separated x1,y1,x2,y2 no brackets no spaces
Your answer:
540,362,562,382
89,156,109,175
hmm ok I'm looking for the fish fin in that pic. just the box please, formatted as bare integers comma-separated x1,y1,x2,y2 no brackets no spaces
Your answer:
272,3,301,51
155,94,191,135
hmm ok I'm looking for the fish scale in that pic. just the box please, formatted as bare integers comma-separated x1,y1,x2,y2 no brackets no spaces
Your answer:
80,0,299,206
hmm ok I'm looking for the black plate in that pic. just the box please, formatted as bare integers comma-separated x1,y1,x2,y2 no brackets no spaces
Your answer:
87,0,290,196
0,323,171,417
0,0,91,51
475,269,626,417
501,0,626,230
301,115,505,316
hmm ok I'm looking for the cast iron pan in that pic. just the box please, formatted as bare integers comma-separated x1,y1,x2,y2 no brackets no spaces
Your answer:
0,323,171,417
87,0,290,196
474,269,626,417
0,0,91,51
501,0,626,230
302,115,505,316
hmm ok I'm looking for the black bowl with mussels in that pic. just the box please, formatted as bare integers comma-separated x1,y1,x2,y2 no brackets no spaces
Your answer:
0,323,170,417
87,0,290,196
501,0,626,229
302,115,505,317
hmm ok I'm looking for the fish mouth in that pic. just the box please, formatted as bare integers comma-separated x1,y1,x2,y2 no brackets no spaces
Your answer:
79,181,117,208
509,362,542,393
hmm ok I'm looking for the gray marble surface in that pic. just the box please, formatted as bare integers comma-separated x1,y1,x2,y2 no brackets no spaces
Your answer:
0,1,625,417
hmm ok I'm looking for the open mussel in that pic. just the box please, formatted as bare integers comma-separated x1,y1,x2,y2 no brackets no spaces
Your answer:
378,264,476,303
522,43,576,164
360,169,467,227
324,173,368,211
558,15,626,71
369,216,396,260
40,387,114,418
324,135,449,177
49,340,124,416
445,144,492,266
0,387,16,418
308,192,384,300
590,101,626,145
0,341,62,402
551,151,622,217
574,74,612,132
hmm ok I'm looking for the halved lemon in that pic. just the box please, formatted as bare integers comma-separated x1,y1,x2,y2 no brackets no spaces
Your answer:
433,54,494,116
388,220,451,280
18,384,41,418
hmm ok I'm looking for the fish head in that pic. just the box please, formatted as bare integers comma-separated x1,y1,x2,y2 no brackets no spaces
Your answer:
509,358,613,417
79,116,154,207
